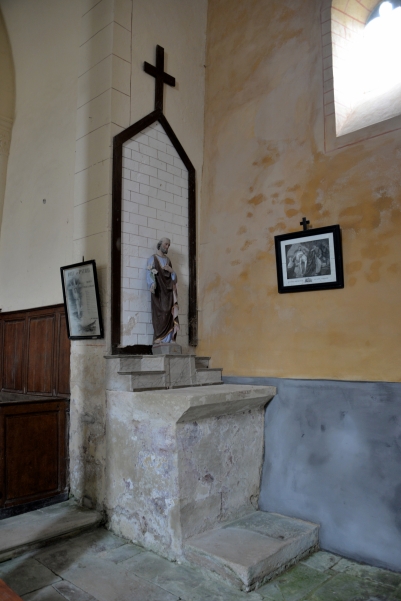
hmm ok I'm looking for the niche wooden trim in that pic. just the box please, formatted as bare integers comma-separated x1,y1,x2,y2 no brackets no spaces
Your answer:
111,109,197,354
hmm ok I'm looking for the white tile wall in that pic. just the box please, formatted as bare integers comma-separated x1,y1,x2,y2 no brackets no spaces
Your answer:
121,122,189,349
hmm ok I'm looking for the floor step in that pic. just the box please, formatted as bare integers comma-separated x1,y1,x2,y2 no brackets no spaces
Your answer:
196,368,223,385
195,356,211,369
184,511,319,591
118,370,167,391
0,500,102,562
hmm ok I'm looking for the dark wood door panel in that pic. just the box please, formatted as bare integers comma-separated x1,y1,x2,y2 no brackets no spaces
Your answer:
0,305,70,397
27,315,55,394
2,320,25,392
0,400,68,509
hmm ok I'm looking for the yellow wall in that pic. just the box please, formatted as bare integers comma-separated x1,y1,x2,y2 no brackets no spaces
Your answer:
0,0,80,311
198,0,401,382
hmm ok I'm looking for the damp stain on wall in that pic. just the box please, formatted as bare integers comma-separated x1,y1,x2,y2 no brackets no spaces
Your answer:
198,0,401,382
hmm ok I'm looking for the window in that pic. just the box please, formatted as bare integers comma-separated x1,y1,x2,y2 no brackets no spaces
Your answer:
321,0,401,150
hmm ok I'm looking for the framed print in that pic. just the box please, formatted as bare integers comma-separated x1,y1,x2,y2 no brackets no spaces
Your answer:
60,260,104,339
274,225,344,293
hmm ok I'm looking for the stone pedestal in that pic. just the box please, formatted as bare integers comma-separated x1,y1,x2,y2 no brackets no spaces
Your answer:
105,354,223,390
152,342,182,355
105,384,276,560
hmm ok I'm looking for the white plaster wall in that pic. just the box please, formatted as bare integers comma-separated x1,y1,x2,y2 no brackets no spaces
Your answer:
0,0,80,311
121,122,189,348
130,1,207,288
69,0,132,511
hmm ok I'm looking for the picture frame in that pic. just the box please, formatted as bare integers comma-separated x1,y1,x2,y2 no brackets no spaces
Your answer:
274,225,344,293
60,260,104,339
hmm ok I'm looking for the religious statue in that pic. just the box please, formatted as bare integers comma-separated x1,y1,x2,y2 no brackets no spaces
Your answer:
147,238,180,352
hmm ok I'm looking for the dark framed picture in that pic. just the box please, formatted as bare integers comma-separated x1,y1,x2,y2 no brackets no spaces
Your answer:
274,225,344,293
60,260,104,339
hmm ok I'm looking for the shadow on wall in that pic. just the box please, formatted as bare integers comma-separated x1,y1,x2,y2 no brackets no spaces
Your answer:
0,5,16,233
224,376,401,572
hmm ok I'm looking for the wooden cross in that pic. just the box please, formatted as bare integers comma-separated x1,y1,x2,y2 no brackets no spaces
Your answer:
144,45,176,112
300,217,310,231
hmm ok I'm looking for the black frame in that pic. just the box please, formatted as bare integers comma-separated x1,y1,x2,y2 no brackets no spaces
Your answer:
274,225,344,293
60,260,104,339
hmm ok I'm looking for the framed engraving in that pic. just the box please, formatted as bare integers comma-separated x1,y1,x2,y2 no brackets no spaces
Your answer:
274,225,344,293
60,260,104,339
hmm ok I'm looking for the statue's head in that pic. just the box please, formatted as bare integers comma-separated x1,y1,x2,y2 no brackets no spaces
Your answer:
157,237,171,255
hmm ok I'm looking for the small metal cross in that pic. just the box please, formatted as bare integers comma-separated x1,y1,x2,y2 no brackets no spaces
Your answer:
144,45,176,112
300,217,310,231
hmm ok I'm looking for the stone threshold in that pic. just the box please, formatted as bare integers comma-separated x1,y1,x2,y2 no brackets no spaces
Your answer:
0,500,102,563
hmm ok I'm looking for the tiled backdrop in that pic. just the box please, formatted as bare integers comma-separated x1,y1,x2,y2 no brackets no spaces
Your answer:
121,122,189,349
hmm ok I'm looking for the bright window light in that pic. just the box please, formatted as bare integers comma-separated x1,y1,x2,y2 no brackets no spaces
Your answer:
358,2,401,96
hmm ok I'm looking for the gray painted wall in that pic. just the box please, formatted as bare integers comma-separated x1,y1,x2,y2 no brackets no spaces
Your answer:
224,376,401,572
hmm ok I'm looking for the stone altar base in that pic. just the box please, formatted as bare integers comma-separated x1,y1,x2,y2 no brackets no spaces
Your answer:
105,385,275,559
105,382,320,590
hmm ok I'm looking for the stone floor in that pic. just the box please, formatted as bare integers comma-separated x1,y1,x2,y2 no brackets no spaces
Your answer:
0,527,400,601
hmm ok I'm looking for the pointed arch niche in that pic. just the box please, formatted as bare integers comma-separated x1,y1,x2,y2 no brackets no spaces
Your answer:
322,0,401,151
111,110,197,355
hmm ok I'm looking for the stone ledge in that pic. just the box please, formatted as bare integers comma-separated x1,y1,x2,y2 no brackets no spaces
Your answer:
106,384,276,423
0,500,102,562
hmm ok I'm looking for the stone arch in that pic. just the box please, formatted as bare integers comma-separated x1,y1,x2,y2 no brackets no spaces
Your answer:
0,6,15,233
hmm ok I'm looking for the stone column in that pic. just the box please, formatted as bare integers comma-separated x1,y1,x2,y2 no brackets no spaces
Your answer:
69,0,132,510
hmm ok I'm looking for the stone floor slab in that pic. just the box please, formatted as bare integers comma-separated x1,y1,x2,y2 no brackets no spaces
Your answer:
3,527,401,601
33,529,129,575
0,556,61,596
184,511,319,590
300,551,341,572
56,561,179,601
53,581,98,601
331,557,401,588
124,550,263,601
22,586,67,601
308,572,401,601
0,501,102,562
257,564,330,601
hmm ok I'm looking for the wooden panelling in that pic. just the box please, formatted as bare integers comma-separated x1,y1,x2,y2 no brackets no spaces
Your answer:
0,305,70,397
27,315,55,394
0,399,68,509
57,316,71,395
2,320,25,392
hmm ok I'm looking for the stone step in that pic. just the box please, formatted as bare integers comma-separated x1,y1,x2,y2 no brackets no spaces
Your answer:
0,500,102,562
119,370,167,391
184,511,319,592
195,368,223,385
195,356,211,369
120,356,165,372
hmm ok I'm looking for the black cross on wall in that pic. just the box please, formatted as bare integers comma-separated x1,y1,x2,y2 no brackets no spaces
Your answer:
144,45,176,112
300,217,310,231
